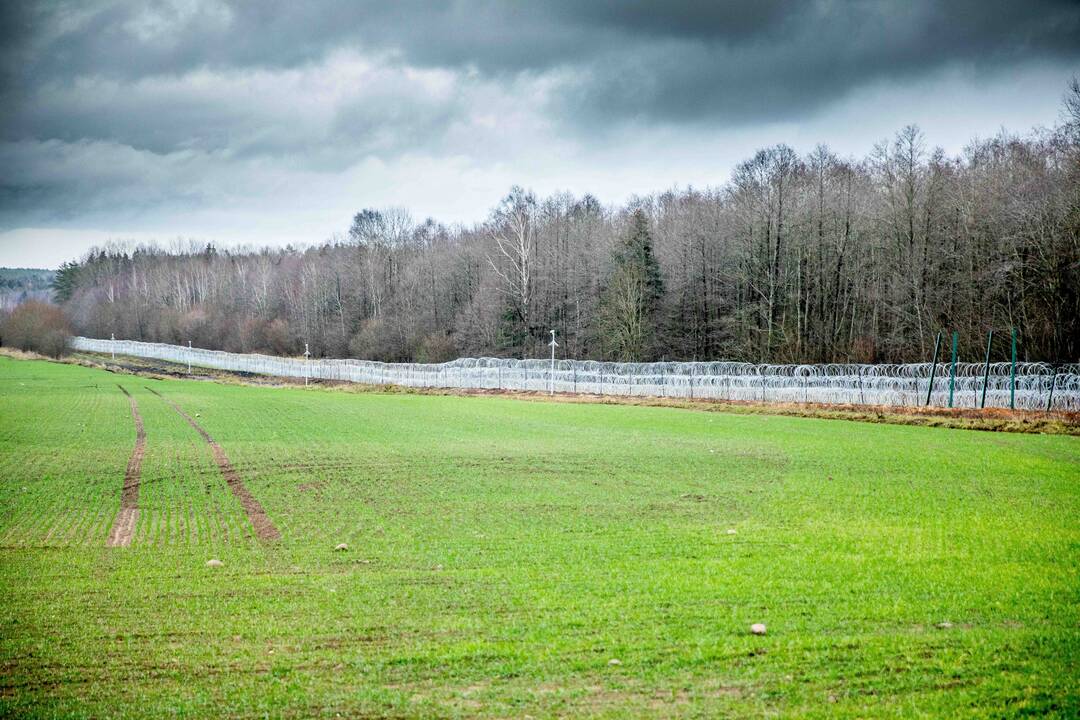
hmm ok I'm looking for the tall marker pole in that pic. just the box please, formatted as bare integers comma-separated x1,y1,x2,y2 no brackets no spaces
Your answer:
187,340,193,374
304,343,311,387
548,330,558,395
925,331,942,406
1009,327,1017,410
947,331,958,409
980,330,993,408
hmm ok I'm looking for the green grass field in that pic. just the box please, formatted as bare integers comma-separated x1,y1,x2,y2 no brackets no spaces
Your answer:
1,356,1078,718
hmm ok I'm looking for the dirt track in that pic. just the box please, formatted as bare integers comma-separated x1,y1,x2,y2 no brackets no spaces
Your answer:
145,387,281,543
106,384,145,547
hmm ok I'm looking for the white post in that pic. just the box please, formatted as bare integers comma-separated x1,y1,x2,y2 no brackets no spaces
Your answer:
187,340,192,374
111,333,115,359
304,343,311,386
548,330,558,395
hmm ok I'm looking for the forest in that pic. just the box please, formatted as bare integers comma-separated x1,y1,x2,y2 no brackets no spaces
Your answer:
0,268,55,313
49,109,1080,365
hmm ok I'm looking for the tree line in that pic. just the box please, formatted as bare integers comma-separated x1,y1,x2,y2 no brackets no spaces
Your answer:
47,95,1080,365
0,268,55,313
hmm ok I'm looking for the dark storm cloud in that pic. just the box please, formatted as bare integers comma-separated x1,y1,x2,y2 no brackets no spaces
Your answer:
1,0,1078,233
552,0,1080,125
4,1,1079,137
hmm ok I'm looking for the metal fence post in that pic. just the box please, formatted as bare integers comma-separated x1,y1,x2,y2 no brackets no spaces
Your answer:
979,330,993,408
1010,327,1017,410
548,330,558,395
947,331,958,408
1046,366,1057,412
925,331,942,406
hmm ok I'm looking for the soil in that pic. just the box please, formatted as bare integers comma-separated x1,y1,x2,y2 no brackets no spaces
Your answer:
144,387,281,543
106,384,145,547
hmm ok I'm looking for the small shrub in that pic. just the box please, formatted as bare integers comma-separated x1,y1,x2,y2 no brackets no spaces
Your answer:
415,332,457,363
0,301,72,358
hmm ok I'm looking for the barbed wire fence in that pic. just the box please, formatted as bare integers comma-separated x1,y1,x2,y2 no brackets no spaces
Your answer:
69,336,1079,411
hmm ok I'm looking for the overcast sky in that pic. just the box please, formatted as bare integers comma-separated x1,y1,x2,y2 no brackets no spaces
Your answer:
2,1,1079,268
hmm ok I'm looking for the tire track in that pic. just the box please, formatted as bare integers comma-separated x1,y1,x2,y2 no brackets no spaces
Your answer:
145,387,281,543
106,384,145,547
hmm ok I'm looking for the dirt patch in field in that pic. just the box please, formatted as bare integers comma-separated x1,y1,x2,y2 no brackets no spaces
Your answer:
145,387,281,544
106,384,145,547
297,481,326,497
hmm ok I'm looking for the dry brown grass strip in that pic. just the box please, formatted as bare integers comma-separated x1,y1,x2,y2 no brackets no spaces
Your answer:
39,349,1080,436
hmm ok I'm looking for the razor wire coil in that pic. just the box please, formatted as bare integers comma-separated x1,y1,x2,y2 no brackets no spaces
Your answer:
69,336,1080,411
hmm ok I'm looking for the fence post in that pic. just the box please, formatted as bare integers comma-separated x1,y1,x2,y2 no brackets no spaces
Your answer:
925,331,941,406
689,364,694,400
188,340,192,374
548,330,558,395
1046,366,1057,412
111,333,116,359
947,331,958,408
980,330,993,408
1010,327,1017,410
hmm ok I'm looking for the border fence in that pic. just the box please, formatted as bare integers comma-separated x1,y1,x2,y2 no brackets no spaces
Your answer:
69,336,1079,412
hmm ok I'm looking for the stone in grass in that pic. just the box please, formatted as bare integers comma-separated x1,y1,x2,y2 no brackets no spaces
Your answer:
726,528,738,535
750,623,767,636
334,543,349,551
607,658,622,666
936,621,953,630
206,559,224,567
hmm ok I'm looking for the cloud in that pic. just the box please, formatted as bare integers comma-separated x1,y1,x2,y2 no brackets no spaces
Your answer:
0,0,1078,257
6,2,1078,128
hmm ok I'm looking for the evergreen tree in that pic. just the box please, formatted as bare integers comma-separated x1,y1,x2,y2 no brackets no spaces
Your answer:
51,261,81,303
599,210,664,361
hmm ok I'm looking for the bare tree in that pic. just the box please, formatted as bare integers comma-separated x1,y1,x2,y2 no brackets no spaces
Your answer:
485,186,537,357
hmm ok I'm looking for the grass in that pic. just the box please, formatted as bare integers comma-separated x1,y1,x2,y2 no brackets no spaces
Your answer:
1,355,1078,718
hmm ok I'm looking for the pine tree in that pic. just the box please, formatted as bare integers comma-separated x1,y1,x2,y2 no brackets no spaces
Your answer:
51,261,81,303
599,210,664,361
